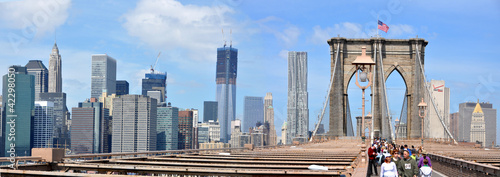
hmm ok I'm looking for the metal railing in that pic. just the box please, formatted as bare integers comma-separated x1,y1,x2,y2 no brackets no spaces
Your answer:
428,153,500,176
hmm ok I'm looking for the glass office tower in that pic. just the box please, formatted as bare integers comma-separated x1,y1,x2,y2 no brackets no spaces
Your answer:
216,45,238,143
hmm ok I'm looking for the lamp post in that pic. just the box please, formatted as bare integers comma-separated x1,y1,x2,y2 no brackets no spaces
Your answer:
418,97,427,148
352,46,375,143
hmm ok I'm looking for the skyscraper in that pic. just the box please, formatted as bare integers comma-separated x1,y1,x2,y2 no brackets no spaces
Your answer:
116,80,129,96
192,109,199,127
157,105,179,150
39,92,69,146
243,96,264,131
264,93,277,146
426,80,450,139
458,101,497,147
3,66,35,156
49,42,62,93
449,112,460,140
91,54,117,99
71,100,110,154
203,101,217,122
216,45,238,143
470,101,486,147
142,73,166,104
178,110,193,149
26,60,48,101
33,101,54,148
112,95,157,153
287,51,309,144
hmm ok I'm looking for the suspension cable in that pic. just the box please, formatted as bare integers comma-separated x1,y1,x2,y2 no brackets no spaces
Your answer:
310,41,340,142
415,39,458,144
378,42,394,141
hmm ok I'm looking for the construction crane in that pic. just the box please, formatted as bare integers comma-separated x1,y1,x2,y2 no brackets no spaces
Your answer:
150,52,161,73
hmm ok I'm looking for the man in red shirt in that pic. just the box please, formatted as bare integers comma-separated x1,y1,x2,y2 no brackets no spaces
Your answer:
367,144,378,176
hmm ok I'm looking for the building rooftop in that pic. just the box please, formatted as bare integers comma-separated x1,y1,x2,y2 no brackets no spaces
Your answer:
473,101,484,113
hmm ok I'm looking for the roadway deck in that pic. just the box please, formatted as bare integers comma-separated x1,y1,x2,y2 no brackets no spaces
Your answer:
0,139,365,177
1,139,498,176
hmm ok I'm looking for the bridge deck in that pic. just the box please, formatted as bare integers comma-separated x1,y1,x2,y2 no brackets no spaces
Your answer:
0,139,364,177
1,139,497,176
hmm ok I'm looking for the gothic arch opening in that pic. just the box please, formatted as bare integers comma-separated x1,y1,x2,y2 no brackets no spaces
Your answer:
385,67,408,139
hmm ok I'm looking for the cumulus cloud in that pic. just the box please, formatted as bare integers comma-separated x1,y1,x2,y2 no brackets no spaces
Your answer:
122,0,236,62
256,16,301,48
310,23,365,44
0,0,71,38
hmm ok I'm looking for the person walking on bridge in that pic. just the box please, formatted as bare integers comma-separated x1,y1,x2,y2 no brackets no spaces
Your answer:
367,144,379,176
380,156,398,177
392,150,402,170
419,159,432,177
417,150,432,169
398,150,418,177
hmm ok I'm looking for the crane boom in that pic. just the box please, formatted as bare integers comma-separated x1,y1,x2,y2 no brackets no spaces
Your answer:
150,52,161,73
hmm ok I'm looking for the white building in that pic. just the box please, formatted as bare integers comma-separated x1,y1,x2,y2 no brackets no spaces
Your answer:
470,102,486,147
192,109,199,127
199,120,220,143
426,80,450,139
33,101,54,148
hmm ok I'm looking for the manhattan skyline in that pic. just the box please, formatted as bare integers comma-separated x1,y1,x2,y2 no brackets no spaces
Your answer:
0,0,499,142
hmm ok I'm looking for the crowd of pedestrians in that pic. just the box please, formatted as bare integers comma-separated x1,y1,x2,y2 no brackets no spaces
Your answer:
367,138,432,177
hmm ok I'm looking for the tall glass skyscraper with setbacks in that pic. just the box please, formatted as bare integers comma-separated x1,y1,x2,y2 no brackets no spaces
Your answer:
216,45,237,143
91,54,116,99
3,66,35,157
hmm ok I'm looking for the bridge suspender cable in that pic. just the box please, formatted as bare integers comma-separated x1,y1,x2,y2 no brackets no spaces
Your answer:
310,41,340,142
415,39,458,145
378,42,395,141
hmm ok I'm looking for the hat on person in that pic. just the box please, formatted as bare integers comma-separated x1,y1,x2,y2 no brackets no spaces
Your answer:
422,150,427,155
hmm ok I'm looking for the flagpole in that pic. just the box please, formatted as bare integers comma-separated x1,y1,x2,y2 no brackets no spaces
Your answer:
377,14,379,38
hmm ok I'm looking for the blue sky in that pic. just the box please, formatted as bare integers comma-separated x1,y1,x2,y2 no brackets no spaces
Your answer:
0,0,499,143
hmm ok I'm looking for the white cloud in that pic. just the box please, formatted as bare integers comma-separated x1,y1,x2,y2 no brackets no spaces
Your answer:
279,49,288,60
276,26,300,48
0,0,71,38
388,24,416,38
122,0,237,62
256,16,301,48
310,23,365,44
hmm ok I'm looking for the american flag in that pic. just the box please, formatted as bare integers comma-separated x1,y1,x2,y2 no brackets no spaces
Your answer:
378,20,389,33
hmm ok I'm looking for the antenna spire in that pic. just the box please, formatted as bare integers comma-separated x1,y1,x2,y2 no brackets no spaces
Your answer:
222,28,226,47
230,29,232,47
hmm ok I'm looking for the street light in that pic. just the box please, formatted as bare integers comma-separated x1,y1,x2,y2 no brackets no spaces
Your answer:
352,46,375,143
418,97,427,148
